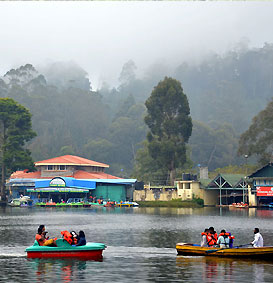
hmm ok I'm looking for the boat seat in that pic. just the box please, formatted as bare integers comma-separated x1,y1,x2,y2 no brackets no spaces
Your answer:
32,239,72,248
55,239,73,247
33,240,40,246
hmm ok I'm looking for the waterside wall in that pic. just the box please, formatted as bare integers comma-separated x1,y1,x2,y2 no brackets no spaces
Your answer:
133,186,178,202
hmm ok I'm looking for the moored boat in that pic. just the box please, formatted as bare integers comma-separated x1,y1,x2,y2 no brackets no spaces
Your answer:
176,243,273,259
8,196,33,207
229,202,249,209
116,202,139,207
26,239,106,260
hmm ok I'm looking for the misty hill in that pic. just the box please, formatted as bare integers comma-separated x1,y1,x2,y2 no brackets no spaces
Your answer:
102,43,273,133
0,44,272,176
0,63,111,163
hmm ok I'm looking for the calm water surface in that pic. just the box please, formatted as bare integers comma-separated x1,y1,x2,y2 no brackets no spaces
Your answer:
0,206,273,282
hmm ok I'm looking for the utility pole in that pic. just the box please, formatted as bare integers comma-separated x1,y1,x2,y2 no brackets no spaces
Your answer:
244,155,248,203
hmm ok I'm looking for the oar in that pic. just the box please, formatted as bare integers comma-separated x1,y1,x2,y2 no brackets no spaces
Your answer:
234,243,252,248
206,243,251,254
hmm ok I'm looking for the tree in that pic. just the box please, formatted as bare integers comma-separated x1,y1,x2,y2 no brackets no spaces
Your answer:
118,60,137,86
144,77,192,185
0,98,36,200
189,121,240,170
238,99,273,165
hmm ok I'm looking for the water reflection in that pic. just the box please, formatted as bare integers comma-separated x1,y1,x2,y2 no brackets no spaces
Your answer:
176,256,271,282
0,207,273,282
28,258,98,282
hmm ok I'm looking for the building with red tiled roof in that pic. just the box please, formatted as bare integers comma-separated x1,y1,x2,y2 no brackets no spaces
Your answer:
7,155,136,203
10,155,117,180
35,155,109,168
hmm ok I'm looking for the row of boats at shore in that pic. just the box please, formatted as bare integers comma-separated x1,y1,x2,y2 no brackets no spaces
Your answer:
229,202,273,209
8,196,139,208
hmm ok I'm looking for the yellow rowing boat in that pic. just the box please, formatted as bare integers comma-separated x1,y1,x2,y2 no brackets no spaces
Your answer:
176,243,273,259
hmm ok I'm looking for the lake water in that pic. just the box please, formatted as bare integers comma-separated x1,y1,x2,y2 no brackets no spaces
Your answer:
1,206,273,282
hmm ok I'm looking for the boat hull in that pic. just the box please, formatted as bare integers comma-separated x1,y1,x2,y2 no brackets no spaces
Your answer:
27,249,103,259
176,243,273,259
26,240,106,260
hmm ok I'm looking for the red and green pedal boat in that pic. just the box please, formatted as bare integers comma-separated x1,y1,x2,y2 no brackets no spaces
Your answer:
26,239,106,260
176,242,273,259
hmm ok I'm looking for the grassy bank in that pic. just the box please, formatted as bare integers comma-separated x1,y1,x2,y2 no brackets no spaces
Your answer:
137,198,203,208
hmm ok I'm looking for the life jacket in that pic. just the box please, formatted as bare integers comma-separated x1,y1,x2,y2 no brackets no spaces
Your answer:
35,233,46,246
61,230,73,245
219,232,235,241
72,237,77,244
219,232,230,238
206,232,218,246
226,232,235,247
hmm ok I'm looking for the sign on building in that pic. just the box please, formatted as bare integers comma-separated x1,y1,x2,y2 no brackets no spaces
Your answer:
50,178,66,187
256,186,273,196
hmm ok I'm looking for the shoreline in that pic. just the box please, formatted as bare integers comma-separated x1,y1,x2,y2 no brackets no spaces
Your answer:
137,200,203,208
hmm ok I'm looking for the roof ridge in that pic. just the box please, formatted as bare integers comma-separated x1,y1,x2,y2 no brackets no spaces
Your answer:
35,155,109,167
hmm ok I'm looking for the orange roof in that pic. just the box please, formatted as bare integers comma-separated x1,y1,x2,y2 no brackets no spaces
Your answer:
73,170,121,179
10,171,42,179
35,155,109,168
10,170,121,180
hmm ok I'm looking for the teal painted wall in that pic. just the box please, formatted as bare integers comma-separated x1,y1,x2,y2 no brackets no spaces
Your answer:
95,185,126,202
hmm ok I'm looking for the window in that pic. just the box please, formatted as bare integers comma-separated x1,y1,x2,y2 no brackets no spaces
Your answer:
184,183,190,189
47,165,53,170
47,165,66,170
59,165,66,171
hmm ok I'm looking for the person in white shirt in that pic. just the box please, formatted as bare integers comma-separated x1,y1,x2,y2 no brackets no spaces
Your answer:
251,228,264,247
217,229,230,248
200,228,209,247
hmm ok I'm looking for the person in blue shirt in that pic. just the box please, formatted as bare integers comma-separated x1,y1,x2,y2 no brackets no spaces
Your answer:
76,230,86,246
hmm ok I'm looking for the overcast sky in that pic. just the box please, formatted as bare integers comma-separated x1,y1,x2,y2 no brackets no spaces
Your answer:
1,2,273,88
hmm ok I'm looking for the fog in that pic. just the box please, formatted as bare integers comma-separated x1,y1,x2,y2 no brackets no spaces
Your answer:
1,2,273,88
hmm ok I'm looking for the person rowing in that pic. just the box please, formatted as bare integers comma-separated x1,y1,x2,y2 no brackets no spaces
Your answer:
250,228,264,247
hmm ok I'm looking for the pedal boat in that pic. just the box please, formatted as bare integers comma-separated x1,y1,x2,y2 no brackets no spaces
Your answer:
26,239,106,260
176,243,273,259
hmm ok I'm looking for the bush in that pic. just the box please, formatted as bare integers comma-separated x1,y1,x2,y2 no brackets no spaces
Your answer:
137,198,203,208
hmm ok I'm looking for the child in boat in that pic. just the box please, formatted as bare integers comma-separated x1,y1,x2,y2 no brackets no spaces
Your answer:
76,230,86,246
217,229,230,248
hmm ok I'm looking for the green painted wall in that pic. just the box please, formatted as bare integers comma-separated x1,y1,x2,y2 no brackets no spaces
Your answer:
94,185,126,202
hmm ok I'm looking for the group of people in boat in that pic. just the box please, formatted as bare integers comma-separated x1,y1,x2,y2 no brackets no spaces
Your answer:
35,225,86,247
200,227,264,248
201,227,234,248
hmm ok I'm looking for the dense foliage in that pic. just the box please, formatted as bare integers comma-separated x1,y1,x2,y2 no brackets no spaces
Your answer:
238,98,273,165
144,77,192,185
1,43,273,180
0,98,36,199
